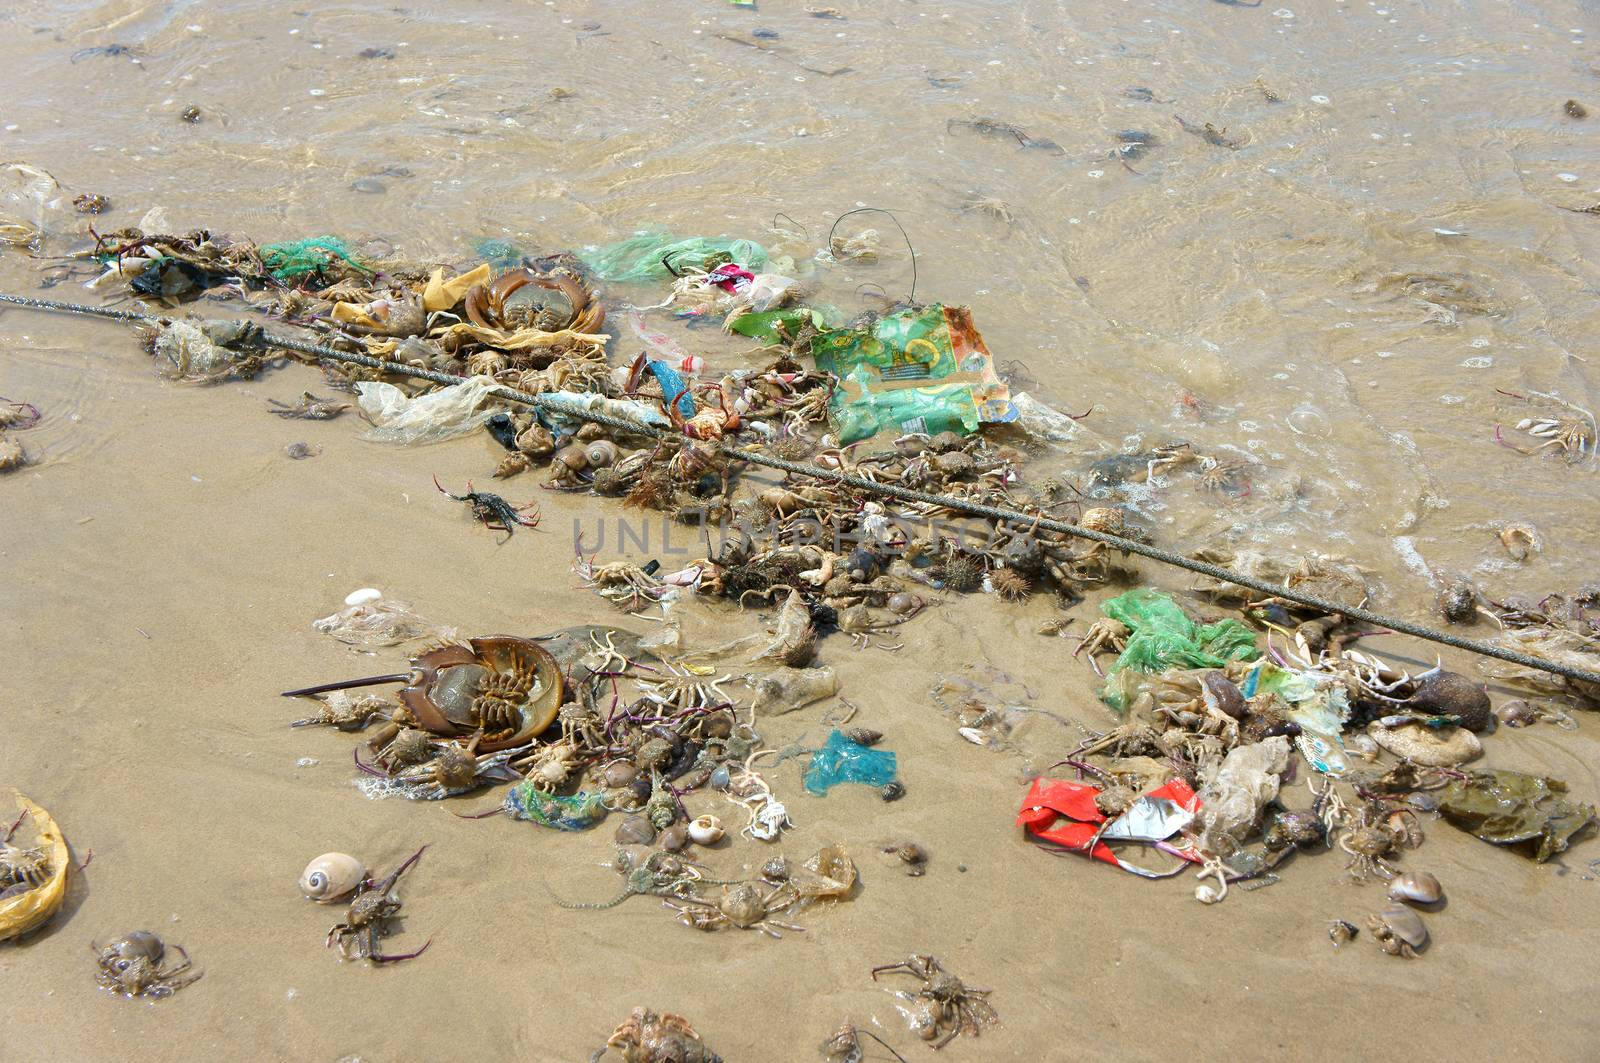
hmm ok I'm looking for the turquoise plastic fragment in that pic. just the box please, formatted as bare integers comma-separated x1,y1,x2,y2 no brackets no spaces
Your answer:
503,783,607,830
804,730,897,795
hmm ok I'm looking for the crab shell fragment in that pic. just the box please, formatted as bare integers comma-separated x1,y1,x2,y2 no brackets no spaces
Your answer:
400,636,564,752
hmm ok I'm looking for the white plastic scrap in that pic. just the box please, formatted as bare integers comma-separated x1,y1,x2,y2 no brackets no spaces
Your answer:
355,375,499,445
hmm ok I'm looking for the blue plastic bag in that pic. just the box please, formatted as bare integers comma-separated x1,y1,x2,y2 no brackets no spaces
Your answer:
804,730,897,795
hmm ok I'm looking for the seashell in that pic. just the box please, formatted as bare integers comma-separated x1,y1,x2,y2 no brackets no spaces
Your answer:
687,814,724,846
658,824,689,851
1388,870,1443,906
614,815,656,847
583,440,619,468
553,443,589,472
1367,720,1481,767
1407,670,1491,731
1499,522,1541,562
602,761,639,789
1345,732,1380,761
299,853,365,902
1328,920,1358,947
1369,903,1428,956
845,727,883,747
886,592,917,616
103,930,165,964
880,781,906,802
1496,699,1539,728
709,765,731,790
344,587,383,607
1201,671,1248,720
1195,883,1224,904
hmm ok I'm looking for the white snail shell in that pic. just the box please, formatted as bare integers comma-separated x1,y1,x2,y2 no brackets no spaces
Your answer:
299,852,365,902
1195,883,1224,905
687,814,725,846
344,587,382,607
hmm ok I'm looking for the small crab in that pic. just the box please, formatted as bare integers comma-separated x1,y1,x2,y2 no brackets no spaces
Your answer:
326,846,431,964
663,881,805,938
290,692,391,731
268,391,352,420
595,1007,722,1063
434,475,541,542
93,931,201,999
669,382,741,441
1071,618,1130,674
382,734,520,799
1495,390,1597,465
1337,808,1403,882
557,851,706,910
871,954,997,1049
512,739,582,793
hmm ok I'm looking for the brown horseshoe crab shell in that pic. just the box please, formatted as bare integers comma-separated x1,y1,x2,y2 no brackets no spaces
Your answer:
400,636,563,752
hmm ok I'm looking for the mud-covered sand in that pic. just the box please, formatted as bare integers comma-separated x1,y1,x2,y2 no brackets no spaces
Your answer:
4,0,1600,1059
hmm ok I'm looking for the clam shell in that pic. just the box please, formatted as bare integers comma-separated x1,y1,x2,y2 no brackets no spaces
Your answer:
1377,903,1428,948
1367,720,1481,767
1406,671,1491,732
1388,870,1443,906
687,815,724,846
344,587,382,607
299,853,365,902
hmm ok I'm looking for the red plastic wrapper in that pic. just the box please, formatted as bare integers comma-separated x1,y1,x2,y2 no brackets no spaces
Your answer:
1017,777,1202,877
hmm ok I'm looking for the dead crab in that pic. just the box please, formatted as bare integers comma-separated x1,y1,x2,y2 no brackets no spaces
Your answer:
0,828,49,894
1496,389,1597,465
511,739,582,793
93,931,201,999
871,954,998,1049
268,391,352,419
663,881,805,938
290,691,391,731
1072,618,1130,674
669,381,741,441
326,846,431,964
557,851,707,910
380,734,519,799
1336,804,1410,881
592,1007,722,1063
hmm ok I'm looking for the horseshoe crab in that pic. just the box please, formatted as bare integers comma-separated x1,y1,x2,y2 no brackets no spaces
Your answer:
463,267,604,335
282,636,563,752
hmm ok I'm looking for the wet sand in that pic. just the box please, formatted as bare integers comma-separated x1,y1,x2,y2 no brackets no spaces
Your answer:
5,0,1600,1059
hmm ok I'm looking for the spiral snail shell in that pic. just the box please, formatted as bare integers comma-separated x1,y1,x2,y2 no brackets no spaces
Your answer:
583,440,619,468
687,814,724,846
299,852,365,903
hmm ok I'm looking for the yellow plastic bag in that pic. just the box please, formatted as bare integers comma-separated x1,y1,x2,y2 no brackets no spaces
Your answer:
0,791,69,941
422,263,491,312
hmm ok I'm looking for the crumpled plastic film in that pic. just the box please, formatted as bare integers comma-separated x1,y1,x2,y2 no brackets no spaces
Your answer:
803,730,896,795
355,376,499,445
1196,736,1290,853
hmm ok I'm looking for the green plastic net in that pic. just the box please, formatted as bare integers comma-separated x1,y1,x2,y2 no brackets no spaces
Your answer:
259,236,369,282
1103,589,1259,675
582,229,768,283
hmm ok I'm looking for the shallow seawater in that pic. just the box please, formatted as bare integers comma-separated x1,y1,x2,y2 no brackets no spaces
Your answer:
3,0,1600,1059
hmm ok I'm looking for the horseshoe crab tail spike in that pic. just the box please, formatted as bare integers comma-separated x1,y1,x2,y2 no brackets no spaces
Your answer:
280,673,409,698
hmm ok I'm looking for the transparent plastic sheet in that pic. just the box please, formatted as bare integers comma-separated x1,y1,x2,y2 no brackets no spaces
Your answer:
151,320,238,381
1010,392,1087,443
312,599,451,647
355,376,499,445
583,229,769,283
1196,736,1291,853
